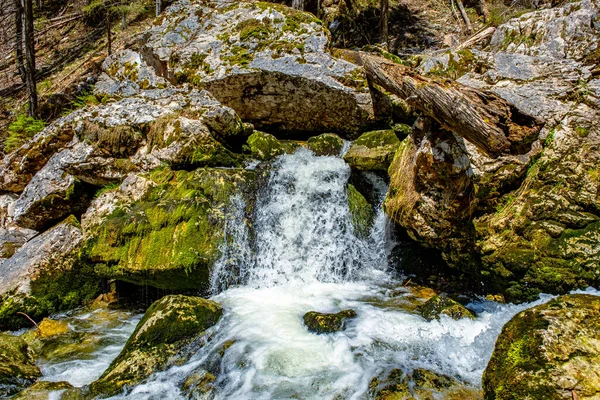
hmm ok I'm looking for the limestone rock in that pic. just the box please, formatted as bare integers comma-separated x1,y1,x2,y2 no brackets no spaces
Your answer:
416,294,475,321
483,294,600,400
104,0,377,135
306,133,344,156
344,130,400,171
89,295,222,397
0,333,42,397
83,167,257,290
303,309,357,334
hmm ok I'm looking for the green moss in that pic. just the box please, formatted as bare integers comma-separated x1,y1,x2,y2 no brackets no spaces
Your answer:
416,294,475,321
303,309,357,334
306,133,344,156
347,184,374,238
575,126,589,137
5,114,46,153
224,46,254,67
335,68,369,91
246,131,286,161
0,334,41,397
84,168,255,290
236,18,274,42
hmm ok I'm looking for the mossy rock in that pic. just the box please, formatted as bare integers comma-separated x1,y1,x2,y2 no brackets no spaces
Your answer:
181,370,216,399
306,133,344,156
483,294,600,400
416,294,475,321
11,380,73,400
303,309,357,334
246,131,286,161
0,333,42,397
89,295,222,397
84,167,257,290
344,130,400,171
369,369,411,400
347,184,375,238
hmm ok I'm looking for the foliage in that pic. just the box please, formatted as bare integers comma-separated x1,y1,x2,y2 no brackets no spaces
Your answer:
4,114,46,153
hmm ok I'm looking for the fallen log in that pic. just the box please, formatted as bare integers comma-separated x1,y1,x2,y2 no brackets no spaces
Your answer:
355,53,542,158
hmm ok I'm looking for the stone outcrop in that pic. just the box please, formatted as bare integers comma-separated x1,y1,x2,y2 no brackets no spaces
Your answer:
385,0,600,301
99,0,379,135
89,295,222,397
483,294,600,400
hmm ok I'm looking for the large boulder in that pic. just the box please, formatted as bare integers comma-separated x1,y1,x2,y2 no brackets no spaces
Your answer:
82,167,257,290
0,216,101,331
483,294,600,400
101,0,378,135
0,333,42,397
344,129,400,171
386,0,600,301
89,295,222,397
306,133,344,156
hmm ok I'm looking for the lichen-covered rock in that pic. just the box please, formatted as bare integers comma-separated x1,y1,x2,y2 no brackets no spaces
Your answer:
306,133,344,156
10,380,73,400
347,184,374,238
83,167,257,290
89,295,222,397
344,130,400,171
103,0,378,135
0,216,101,331
417,294,475,321
0,333,42,397
303,309,357,333
385,0,600,302
483,294,600,400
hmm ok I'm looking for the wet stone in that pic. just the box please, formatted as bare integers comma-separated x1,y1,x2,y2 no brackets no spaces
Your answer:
303,309,357,334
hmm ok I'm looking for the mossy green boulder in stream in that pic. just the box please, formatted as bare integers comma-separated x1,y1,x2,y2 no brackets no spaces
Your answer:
417,294,475,321
245,131,298,161
306,133,344,156
303,309,357,334
11,381,73,400
347,184,375,238
483,294,600,400
344,130,400,171
83,167,257,291
89,295,222,398
0,333,42,397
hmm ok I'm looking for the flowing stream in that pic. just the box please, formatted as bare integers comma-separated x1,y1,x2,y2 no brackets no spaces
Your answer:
37,148,599,399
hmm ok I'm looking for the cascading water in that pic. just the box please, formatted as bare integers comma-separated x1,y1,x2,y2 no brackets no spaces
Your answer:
41,148,599,399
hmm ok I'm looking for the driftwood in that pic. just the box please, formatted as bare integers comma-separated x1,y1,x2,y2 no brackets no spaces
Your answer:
455,27,495,50
356,53,542,158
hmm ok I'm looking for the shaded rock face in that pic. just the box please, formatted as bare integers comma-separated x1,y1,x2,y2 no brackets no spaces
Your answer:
0,333,42,397
386,0,600,302
82,167,257,290
483,294,600,400
89,295,222,397
101,0,378,136
303,309,357,333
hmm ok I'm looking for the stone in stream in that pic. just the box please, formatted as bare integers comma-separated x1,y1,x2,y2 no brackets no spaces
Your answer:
303,309,357,334
416,294,475,321
343,130,401,171
483,294,600,400
88,295,222,398
306,133,345,156
10,381,73,400
0,333,42,397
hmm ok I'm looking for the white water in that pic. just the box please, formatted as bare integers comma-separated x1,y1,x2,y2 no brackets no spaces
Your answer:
38,148,599,399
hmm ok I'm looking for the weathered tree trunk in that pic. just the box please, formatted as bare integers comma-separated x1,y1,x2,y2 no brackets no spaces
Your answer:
15,0,26,84
379,0,389,50
22,0,37,117
155,0,161,17
475,0,490,22
105,0,111,55
357,53,542,157
454,0,472,33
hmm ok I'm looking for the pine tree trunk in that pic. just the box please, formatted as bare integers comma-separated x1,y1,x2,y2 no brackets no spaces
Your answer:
105,0,111,55
379,0,389,50
155,0,161,17
15,0,26,84
22,0,37,117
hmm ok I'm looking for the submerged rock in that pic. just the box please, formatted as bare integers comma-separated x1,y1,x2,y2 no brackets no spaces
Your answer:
306,133,344,156
417,294,475,321
11,381,73,400
0,333,42,397
344,130,400,171
89,295,222,397
483,294,600,400
303,309,357,334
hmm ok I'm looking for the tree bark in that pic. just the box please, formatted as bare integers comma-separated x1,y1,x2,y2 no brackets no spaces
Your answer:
475,0,490,22
15,0,25,84
454,0,472,33
105,0,111,55
357,53,542,158
155,0,161,17
22,0,37,117
379,0,389,50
